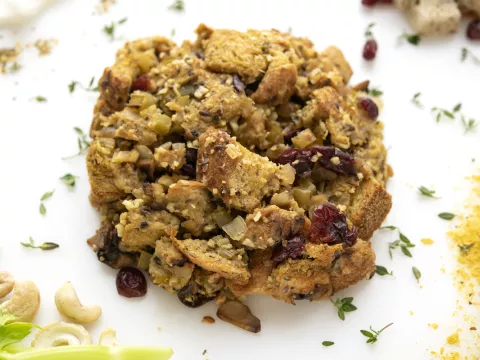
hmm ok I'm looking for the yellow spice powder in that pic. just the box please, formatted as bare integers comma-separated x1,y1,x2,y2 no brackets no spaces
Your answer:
446,332,460,346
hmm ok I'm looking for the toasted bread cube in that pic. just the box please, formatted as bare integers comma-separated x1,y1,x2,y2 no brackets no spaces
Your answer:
319,46,353,84
407,0,461,35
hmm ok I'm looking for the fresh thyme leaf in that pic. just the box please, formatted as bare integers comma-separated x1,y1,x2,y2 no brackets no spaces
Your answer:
8,62,22,72
118,17,127,24
60,173,77,188
368,88,383,96
459,243,474,255
401,245,412,257
461,47,480,65
168,0,185,12
411,92,423,107
103,18,127,40
20,237,59,251
40,190,55,201
88,77,94,87
360,323,393,344
365,23,376,38
331,297,357,321
68,81,78,93
462,115,478,133
380,225,397,230
399,31,421,45
69,79,99,93
453,103,462,112
322,341,334,347
39,203,46,215
33,96,47,102
202,350,207,355
63,127,90,159
438,212,455,220
412,266,421,282
418,186,439,199
171,28,176,37
375,265,393,276
399,232,411,244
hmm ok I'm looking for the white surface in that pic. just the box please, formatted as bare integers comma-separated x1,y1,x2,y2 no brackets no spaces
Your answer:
1,1,479,359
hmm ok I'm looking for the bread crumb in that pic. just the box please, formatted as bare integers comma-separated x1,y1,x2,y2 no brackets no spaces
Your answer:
202,316,215,324
421,238,434,245
429,323,439,329
446,332,460,346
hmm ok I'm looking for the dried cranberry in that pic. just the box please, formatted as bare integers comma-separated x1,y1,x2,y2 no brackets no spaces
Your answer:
283,129,300,144
377,0,393,2
362,0,377,6
466,20,480,40
363,39,378,60
185,147,198,164
308,203,357,247
116,267,147,298
271,236,305,265
194,52,205,60
131,74,151,92
275,146,356,178
358,97,379,120
233,75,245,92
180,163,196,178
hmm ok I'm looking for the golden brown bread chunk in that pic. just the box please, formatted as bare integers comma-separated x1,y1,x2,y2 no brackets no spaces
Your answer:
173,236,250,285
197,128,294,213
251,63,297,105
319,46,353,84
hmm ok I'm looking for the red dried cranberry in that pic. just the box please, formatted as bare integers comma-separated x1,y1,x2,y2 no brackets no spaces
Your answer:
358,97,379,120
116,267,147,298
363,39,378,60
308,203,357,247
377,0,393,2
283,129,300,144
185,147,198,164
271,236,305,265
131,74,151,92
362,0,377,6
180,163,196,178
466,20,480,40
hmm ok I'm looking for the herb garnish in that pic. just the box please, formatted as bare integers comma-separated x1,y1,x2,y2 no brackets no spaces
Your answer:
398,31,420,45
375,265,393,276
331,297,357,321
68,77,99,93
322,341,334,347
412,267,421,282
459,243,474,255
368,88,383,96
21,237,59,251
103,18,127,40
461,115,478,133
461,47,480,65
431,106,456,122
364,23,375,38
168,0,185,11
382,227,415,258
411,92,423,108
63,127,90,159
60,174,77,188
438,212,455,220
202,350,207,355
32,96,47,102
360,323,393,344
418,186,439,199
8,62,22,73
171,28,176,37
39,190,54,215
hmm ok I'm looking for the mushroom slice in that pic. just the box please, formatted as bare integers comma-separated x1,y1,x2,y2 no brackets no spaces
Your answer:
0,271,14,299
99,328,120,347
0,280,40,322
216,300,261,333
55,282,102,324
32,322,92,348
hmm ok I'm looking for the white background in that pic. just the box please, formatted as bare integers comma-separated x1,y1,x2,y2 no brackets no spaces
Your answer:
0,0,479,359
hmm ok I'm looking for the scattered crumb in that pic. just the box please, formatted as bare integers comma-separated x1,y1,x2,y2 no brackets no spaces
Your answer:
469,327,476,331
202,316,215,324
421,238,434,245
0,46,21,73
157,327,162,332
429,323,439,329
446,332,460,346
410,310,414,315
34,39,56,56
96,0,116,13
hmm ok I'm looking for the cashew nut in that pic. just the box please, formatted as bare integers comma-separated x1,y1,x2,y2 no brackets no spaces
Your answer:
32,322,92,348
0,271,14,299
99,328,120,347
55,282,102,324
0,280,40,322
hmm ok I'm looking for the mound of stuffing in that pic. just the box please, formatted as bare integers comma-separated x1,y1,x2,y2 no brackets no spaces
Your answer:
86,24,393,332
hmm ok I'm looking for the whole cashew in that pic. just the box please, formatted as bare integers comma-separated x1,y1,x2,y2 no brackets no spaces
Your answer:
55,282,102,324
32,322,92,348
99,328,120,347
0,280,40,322
0,271,14,299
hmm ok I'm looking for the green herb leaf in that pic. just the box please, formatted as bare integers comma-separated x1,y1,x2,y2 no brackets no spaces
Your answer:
39,203,46,215
168,0,185,11
118,17,127,24
412,266,421,282
453,103,462,112
411,92,423,108
9,61,22,72
365,23,376,38
171,28,176,37
33,96,47,102
462,115,478,133
360,323,393,345
68,81,78,93
21,237,59,251
0,309,16,326
63,127,90,159
322,341,334,347
103,18,127,40
399,233,411,244
0,321,37,350
375,265,393,276
438,212,455,220
40,190,55,201
368,88,383,96
332,297,357,321
401,245,412,257
461,47,480,65
360,330,374,338
418,186,439,199
338,309,345,321
380,225,397,230
459,243,474,255
60,173,77,188
399,32,421,45
342,303,357,312
202,349,207,355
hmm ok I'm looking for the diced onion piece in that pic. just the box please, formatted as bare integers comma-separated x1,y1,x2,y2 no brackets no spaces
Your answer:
128,91,157,110
222,216,247,241
292,129,316,149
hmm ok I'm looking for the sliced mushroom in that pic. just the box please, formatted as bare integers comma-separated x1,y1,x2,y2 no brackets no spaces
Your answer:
216,300,261,333
32,322,92,348
99,328,120,347
55,282,102,324
0,271,14,299
0,280,40,322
